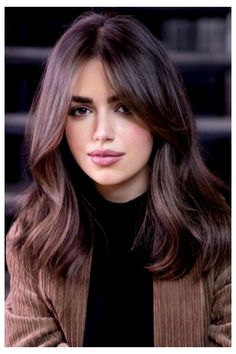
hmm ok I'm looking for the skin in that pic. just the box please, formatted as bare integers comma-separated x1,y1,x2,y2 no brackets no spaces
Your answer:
65,58,153,203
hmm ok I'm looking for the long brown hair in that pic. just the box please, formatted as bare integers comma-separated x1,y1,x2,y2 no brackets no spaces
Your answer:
11,11,230,280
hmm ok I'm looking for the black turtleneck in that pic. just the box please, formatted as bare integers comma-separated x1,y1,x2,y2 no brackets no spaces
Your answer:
83,192,154,347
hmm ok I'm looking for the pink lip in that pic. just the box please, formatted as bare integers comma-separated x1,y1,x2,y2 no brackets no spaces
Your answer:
89,150,125,166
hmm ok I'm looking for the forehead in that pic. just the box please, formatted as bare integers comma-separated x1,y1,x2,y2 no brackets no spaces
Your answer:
72,58,114,96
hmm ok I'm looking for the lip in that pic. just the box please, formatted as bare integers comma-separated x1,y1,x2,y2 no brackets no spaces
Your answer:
89,150,125,167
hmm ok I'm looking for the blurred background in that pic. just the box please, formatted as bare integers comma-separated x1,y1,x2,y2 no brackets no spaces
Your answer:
5,7,231,294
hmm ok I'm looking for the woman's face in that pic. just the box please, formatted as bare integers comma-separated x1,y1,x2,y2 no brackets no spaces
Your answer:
65,58,153,202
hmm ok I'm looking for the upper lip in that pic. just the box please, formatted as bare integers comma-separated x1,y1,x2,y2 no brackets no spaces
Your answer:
89,150,125,157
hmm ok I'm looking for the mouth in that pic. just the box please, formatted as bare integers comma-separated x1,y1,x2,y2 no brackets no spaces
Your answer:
88,150,125,167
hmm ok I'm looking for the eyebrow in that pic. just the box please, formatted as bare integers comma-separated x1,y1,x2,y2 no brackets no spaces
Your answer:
71,95,119,104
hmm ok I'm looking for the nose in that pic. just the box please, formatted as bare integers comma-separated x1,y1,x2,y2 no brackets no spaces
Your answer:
92,112,114,142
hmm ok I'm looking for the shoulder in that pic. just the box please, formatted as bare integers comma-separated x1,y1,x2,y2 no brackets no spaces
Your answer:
5,221,31,282
6,221,21,262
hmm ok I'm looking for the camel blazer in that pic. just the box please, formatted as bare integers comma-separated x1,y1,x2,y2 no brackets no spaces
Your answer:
5,224,231,347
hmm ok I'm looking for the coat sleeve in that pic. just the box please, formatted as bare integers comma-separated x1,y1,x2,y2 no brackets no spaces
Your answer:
5,223,69,347
208,263,231,347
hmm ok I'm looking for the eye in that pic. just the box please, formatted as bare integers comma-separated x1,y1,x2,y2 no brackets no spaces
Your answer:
69,106,92,117
116,104,132,116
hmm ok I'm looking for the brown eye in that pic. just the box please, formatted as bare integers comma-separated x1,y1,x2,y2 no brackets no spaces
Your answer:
69,106,92,117
116,105,132,115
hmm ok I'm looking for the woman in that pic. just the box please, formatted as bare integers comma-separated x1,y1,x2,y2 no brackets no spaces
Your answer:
5,11,231,347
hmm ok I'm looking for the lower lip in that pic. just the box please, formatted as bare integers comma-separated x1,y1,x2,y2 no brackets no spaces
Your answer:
90,155,123,166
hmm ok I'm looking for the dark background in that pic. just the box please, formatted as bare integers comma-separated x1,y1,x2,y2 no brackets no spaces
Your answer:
5,7,231,293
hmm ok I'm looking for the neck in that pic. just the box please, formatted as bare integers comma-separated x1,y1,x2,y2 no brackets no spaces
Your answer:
95,169,150,203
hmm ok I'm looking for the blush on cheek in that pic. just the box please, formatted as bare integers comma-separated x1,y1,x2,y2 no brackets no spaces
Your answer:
128,126,153,148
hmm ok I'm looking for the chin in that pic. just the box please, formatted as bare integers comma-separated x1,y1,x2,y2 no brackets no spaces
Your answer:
92,177,123,186
89,172,125,187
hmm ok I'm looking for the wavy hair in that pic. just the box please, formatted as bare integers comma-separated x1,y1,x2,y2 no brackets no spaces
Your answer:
11,11,230,280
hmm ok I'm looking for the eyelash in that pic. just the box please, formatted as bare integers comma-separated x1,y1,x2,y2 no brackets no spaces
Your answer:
69,106,92,117
116,104,132,116
68,104,132,117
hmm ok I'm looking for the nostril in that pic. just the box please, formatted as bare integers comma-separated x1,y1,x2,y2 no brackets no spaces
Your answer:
94,135,114,142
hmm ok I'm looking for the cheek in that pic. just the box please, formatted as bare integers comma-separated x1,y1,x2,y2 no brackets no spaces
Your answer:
126,125,153,155
65,124,84,153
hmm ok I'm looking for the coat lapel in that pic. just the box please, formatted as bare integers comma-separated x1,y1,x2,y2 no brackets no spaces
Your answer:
39,251,92,347
62,253,92,346
153,259,208,346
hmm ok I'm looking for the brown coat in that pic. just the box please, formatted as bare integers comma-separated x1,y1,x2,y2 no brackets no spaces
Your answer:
5,224,231,347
